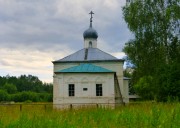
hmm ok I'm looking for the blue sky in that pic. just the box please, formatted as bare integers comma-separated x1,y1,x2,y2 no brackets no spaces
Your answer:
0,0,132,83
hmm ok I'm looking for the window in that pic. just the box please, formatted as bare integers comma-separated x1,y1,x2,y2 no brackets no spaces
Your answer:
89,41,92,48
96,84,102,96
69,84,75,96
83,88,88,91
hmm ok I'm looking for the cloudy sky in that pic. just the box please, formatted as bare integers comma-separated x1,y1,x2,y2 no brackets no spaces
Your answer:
0,0,132,83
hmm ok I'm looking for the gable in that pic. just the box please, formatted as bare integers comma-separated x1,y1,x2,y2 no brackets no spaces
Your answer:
55,63,115,73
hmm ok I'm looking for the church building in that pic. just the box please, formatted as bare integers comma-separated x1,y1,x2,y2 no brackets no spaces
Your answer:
53,11,129,109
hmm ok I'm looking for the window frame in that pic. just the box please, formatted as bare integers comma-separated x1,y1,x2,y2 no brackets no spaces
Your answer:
68,84,75,96
96,84,103,96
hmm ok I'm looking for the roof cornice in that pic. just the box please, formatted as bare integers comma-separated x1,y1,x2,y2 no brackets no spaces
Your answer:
52,59,124,64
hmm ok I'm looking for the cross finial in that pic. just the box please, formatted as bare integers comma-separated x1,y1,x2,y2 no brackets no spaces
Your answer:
89,11,94,27
89,11,94,22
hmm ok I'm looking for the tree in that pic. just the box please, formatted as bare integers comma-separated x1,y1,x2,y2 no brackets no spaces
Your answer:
0,74,53,102
3,83,17,94
156,63,180,101
123,0,180,101
0,90,9,101
134,76,155,100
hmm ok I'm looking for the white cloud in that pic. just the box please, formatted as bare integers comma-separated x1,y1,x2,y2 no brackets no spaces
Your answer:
0,0,131,83
111,52,126,59
0,47,75,83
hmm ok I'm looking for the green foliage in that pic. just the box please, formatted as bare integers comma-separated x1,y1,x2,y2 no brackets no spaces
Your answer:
134,76,155,100
11,91,39,102
0,75,53,102
3,83,17,94
124,69,135,95
156,63,180,101
123,0,180,101
0,103,180,128
0,90,9,101
11,92,53,102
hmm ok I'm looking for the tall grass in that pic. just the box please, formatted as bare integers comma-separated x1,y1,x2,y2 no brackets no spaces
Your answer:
0,102,179,128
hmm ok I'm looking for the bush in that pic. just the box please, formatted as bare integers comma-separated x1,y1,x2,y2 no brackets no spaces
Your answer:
24,100,32,103
0,90,10,101
134,76,155,100
3,83,17,94
38,93,52,102
11,91,53,102
11,92,39,102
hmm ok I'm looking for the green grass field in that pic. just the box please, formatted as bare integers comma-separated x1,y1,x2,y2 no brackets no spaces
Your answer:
0,102,179,128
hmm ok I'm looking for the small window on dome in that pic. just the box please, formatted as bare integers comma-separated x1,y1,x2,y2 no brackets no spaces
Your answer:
89,41,92,48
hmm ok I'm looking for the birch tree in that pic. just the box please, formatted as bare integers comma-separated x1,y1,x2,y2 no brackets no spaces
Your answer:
123,0,180,100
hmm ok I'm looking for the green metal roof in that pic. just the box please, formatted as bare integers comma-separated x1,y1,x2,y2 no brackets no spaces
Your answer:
55,63,115,73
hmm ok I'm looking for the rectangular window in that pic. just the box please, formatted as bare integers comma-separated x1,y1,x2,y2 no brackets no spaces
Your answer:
69,84,75,96
96,84,102,96
83,88,88,91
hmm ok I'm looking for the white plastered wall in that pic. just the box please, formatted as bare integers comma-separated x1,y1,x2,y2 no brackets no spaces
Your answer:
53,61,129,106
53,73,115,108
123,80,129,103
93,62,127,103
84,38,97,48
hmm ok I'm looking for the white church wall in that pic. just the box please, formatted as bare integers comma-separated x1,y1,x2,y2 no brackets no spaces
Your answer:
84,38,97,48
54,63,78,72
93,61,125,102
123,80,129,103
53,61,128,106
53,61,123,77
53,73,115,108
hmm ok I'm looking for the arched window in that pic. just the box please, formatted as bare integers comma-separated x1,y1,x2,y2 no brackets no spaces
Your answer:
89,41,92,48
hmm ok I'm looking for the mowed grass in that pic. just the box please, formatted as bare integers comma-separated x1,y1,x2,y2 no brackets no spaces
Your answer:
0,102,180,128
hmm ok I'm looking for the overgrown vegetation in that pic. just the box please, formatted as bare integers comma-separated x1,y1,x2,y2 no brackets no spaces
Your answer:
0,102,179,127
0,75,53,102
123,0,180,101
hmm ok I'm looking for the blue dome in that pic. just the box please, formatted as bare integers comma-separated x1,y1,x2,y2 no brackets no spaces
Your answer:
83,27,98,39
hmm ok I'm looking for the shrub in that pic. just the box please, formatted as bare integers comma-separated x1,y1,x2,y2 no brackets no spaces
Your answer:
3,83,17,94
0,90,10,101
134,76,155,100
